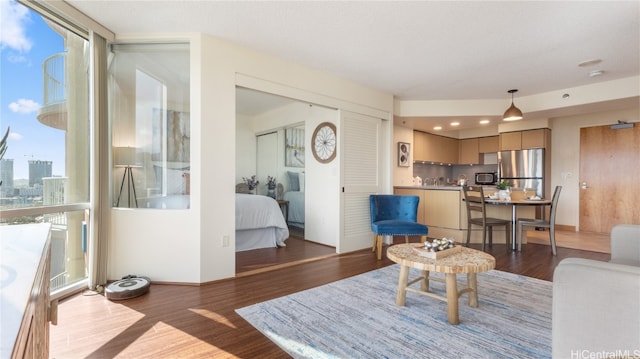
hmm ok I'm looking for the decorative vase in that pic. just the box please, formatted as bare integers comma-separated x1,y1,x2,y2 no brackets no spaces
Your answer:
498,189,510,201
267,187,276,199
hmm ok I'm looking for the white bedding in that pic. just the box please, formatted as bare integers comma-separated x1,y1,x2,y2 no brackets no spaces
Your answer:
236,194,289,251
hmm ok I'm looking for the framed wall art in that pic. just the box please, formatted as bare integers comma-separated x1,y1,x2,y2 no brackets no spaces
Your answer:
285,126,305,167
398,142,410,167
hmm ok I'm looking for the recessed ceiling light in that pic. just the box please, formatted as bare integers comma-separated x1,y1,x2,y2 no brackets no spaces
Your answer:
589,70,605,77
433,126,442,130
578,59,602,67
450,122,460,126
479,120,490,125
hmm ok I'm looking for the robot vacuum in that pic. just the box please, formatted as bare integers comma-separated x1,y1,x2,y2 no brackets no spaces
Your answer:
105,276,151,300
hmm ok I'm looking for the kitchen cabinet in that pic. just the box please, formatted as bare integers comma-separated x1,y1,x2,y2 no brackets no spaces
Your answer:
499,129,550,150
478,136,499,153
459,138,480,164
394,188,425,223
413,131,459,164
1,224,54,359
521,128,548,149
413,131,428,162
424,189,461,229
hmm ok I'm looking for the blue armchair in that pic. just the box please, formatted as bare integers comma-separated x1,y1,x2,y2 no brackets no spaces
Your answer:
369,195,429,260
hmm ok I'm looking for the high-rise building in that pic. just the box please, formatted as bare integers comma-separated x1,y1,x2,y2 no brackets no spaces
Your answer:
0,159,14,194
29,160,52,187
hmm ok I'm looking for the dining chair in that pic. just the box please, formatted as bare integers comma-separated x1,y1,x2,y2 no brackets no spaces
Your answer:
369,195,429,260
462,185,511,251
517,186,562,255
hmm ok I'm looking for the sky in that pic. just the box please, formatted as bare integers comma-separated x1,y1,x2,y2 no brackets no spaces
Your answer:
1,0,66,180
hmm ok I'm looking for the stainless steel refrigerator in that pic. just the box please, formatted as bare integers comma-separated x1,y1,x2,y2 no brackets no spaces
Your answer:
498,149,545,197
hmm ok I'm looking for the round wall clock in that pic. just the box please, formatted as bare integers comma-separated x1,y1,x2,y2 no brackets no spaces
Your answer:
311,122,337,163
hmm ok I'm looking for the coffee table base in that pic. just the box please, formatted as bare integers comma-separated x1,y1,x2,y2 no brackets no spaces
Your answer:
395,265,478,325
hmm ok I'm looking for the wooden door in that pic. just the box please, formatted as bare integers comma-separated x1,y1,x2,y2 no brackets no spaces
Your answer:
579,123,640,233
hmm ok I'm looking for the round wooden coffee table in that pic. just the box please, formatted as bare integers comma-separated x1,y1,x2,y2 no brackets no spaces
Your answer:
386,243,495,324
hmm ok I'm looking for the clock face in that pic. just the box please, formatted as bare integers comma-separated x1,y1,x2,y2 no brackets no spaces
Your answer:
312,122,337,163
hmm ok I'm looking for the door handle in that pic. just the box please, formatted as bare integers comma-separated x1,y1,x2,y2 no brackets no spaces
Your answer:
580,181,588,189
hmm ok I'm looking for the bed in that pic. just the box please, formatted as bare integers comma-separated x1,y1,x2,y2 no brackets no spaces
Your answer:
236,193,289,252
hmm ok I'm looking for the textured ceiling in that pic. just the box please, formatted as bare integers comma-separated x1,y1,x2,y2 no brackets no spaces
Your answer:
67,1,640,128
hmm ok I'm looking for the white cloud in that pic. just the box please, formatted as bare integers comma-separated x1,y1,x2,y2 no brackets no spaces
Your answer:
0,0,32,52
9,132,23,141
8,98,40,114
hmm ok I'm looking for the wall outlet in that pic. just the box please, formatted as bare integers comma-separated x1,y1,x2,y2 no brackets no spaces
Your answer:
222,235,230,247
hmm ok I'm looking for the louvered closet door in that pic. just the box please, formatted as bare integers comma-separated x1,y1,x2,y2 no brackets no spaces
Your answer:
340,111,382,253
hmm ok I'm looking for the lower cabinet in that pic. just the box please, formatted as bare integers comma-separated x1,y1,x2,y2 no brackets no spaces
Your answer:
393,187,534,245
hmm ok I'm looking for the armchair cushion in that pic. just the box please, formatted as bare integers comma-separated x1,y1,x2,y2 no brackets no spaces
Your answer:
371,220,428,236
552,258,640,358
610,224,640,266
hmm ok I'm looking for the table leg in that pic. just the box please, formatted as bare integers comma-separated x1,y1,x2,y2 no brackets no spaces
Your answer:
445,273,459,325
420,270,429,292
396,265,409,306
467,272,478,307
511,205,517,251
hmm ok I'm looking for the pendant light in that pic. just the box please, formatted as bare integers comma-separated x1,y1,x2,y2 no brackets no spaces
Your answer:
503,89,523,121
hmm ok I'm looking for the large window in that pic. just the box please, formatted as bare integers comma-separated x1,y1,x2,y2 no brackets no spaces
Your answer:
109,43,190,209
0,0,90,294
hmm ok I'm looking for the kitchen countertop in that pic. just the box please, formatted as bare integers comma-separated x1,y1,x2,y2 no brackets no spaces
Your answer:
394,185,463,190
394,185,500,191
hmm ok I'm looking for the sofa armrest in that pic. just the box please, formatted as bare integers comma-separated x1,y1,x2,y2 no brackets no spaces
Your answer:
611,224,640,266
552,258,640,358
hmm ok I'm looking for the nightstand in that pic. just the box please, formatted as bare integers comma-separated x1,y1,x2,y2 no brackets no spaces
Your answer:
277,200,289,225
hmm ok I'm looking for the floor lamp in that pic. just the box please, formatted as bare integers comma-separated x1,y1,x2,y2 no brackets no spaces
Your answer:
114,146,139,208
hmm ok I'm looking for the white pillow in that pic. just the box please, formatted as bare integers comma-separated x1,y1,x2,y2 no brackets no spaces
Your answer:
166,169,187,195
299,172,305,192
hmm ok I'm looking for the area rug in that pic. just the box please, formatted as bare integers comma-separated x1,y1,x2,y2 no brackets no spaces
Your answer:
236,265,552,359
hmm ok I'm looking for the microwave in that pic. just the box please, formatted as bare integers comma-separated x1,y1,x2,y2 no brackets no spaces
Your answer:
475,172,497,185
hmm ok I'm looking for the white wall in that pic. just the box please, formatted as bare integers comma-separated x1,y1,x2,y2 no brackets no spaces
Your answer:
550,108,640,229
393,125,415,186
109,33,393,283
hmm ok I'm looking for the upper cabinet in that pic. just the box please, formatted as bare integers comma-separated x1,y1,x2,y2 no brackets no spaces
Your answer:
499,129,550,150
414,131,458,164
458,138,479,164
478,136,499,153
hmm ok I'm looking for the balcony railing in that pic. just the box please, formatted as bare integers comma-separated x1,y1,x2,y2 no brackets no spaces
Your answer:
42,53,66,106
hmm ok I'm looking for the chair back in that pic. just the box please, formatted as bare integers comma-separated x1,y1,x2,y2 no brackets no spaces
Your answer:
369,195,420,224
549,186,562,225
462,185,487,221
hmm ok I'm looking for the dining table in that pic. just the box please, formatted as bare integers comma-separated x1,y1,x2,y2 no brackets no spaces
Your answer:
483,197,553,251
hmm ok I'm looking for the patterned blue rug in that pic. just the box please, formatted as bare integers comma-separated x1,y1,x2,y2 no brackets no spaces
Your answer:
236,265,552,359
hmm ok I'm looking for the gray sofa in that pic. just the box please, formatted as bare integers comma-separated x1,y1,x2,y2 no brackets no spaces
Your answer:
552,224,640,358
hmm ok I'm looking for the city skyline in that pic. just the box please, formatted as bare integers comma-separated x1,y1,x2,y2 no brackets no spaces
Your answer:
1,0,67,180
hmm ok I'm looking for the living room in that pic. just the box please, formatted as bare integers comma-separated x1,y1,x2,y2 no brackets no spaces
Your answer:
3,1,639,357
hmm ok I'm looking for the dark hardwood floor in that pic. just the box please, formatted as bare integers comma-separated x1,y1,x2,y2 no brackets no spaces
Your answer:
50,236,610,358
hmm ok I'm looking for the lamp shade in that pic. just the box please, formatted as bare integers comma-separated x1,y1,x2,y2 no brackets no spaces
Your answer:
503,89,523,121
114,146,137,167
503,102,523,121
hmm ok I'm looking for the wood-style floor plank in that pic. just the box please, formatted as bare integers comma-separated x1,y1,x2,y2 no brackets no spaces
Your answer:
50,232,610,358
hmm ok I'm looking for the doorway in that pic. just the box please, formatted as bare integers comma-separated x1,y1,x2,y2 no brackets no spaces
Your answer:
579,123,640,233
236,87,338,274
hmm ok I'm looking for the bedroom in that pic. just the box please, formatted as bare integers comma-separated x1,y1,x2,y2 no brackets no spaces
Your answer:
235,87,339,267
